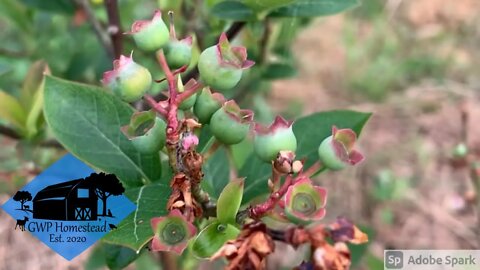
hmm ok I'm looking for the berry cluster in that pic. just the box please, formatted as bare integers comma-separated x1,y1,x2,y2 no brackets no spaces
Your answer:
101,10,368,270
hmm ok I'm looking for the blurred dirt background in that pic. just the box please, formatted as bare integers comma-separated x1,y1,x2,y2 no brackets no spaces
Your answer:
2,0,480,269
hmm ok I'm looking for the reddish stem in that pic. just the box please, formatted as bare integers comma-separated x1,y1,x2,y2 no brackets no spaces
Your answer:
154,66,188,83
249,175,293,219
177,81,203,104
157,51,179,139
301,161,324,178
144,95,168,116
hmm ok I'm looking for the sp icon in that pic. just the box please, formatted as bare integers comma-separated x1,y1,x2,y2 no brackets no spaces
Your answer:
385,250,403,269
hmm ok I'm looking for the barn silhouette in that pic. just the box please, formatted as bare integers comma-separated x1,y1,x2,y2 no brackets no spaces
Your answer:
33,179,98,221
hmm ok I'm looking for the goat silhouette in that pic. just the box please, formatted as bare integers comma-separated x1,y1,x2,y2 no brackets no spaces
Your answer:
15,217,29,231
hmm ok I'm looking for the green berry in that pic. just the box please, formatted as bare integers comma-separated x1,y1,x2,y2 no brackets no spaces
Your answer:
121,111,166,154
130,10,169,51
210,101,253,145
198,46,242,91
317,135,346,170
253,116,297,162
103,55,152,102
164,38,192,69
193,88,225,124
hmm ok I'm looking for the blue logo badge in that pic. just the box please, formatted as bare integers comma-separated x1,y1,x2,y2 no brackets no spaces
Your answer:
1,154,136,260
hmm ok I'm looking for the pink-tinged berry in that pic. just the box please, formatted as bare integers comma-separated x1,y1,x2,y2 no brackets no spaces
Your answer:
198,33,254,91
284,177,327,225
128,10,169,51
210,100,254,145
164,36,193,69
151,209,197,254
121,111,166,154
193,87,225,124
102,54,152,102
317,126,364,170
254,116,297,162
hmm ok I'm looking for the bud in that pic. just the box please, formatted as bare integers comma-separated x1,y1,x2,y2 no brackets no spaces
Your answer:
102,54,152,102
284,177,327,225
317,126,364,171
198,33,254,91
164,36,193,69
128,10,169,51
121,111,166,154
150,209,197,254
254,116,297,162
273,151,299,174
193,87,225,124
210,100,254,145
181,133,199,151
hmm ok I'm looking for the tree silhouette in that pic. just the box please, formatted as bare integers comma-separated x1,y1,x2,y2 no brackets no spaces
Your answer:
85,173,125,216
13,191,32,210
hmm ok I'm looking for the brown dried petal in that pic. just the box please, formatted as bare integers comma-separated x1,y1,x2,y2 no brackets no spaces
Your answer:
286,227,311,248
329,218,368,245
313,243,351,270
250,232,275,256
214,223,274,270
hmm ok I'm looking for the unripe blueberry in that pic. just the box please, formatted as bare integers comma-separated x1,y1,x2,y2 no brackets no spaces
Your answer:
317,126,364,170
193,87,225,124
198,33,254,91
128,10,169,51
103,54,152,102
164,37,193,69
284,177,327,225
150,209,197,254
254,116,297,162
121,111,166,154
210,100,254,145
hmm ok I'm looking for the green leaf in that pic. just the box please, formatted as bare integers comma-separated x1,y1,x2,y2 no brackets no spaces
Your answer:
21,61,48,109
211,1,255,21
192,221,240,259
197,125,215,153
103,243,141,270
239,154,271,204
244,0,296,13
0,0,32,32
202,147,230,199
20,0,75,14
102,182,171,251
262,63,298,80
269,0,359,17
216,178,244,224
84,243,144,270
240,110,371,203
230,139,253,168
24,62,50,138
44,76,162,187
0,90,27,133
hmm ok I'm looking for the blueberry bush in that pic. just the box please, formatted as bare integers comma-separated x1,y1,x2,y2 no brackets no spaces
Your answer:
3,0,373,269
